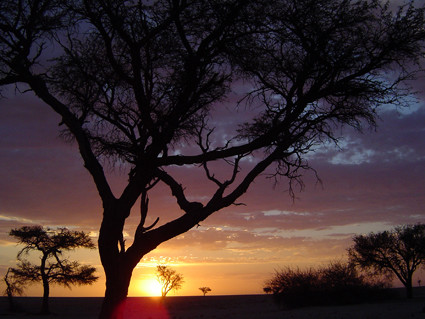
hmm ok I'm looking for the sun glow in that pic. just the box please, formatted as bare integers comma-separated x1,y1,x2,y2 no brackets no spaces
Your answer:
138,277,162,297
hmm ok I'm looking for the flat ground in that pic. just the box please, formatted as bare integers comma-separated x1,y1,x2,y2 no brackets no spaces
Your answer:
1,289,425,318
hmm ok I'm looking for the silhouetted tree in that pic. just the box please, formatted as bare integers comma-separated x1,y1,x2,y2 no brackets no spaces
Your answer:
9,226,98,314
0,1,424,318
263,287,272,294
199,286,211,296
156,265,184,297
348,224,425,299
3,267,25,311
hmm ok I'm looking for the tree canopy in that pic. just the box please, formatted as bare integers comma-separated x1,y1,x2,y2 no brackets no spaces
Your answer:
0,0,424,318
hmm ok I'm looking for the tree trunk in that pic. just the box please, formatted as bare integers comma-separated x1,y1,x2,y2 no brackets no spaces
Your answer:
40,255,50,315
98,279,129,319
96,199,204,318
7,292,15,311
406,278,413,299
97,205,138,319
97,254,139,319
41,278,50,314
98,245,151,319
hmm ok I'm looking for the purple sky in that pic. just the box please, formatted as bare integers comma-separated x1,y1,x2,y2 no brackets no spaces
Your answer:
0,76,424,296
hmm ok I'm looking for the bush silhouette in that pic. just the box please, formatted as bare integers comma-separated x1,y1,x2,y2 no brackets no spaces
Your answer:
264,261,394,308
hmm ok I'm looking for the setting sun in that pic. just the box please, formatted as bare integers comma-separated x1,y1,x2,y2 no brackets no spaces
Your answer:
138,277,162,297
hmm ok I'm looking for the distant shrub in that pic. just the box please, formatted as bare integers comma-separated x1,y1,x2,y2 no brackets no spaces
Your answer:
264,261,395,308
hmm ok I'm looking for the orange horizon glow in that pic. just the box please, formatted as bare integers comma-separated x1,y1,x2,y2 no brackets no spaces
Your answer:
4,225,424,298
136,276,163,297
12,259,420,298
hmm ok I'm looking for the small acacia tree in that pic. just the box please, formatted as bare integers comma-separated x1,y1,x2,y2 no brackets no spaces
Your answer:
9,226,98,314
156,265,184,297
3,268,25,311
348,224,425,299
199,286,211,296
1,0,425,318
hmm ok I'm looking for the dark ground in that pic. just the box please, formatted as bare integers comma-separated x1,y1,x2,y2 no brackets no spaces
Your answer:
1,288,425,318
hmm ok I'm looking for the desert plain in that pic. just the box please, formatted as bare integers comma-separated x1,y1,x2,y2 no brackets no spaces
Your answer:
1,289,425,319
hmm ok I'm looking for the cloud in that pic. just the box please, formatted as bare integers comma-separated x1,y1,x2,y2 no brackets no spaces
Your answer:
138,225,353,267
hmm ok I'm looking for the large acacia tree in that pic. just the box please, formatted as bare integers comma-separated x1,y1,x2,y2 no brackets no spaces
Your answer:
0,0,424,318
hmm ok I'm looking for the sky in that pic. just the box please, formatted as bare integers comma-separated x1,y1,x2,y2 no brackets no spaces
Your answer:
0,1,425,298
0,80,424,298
